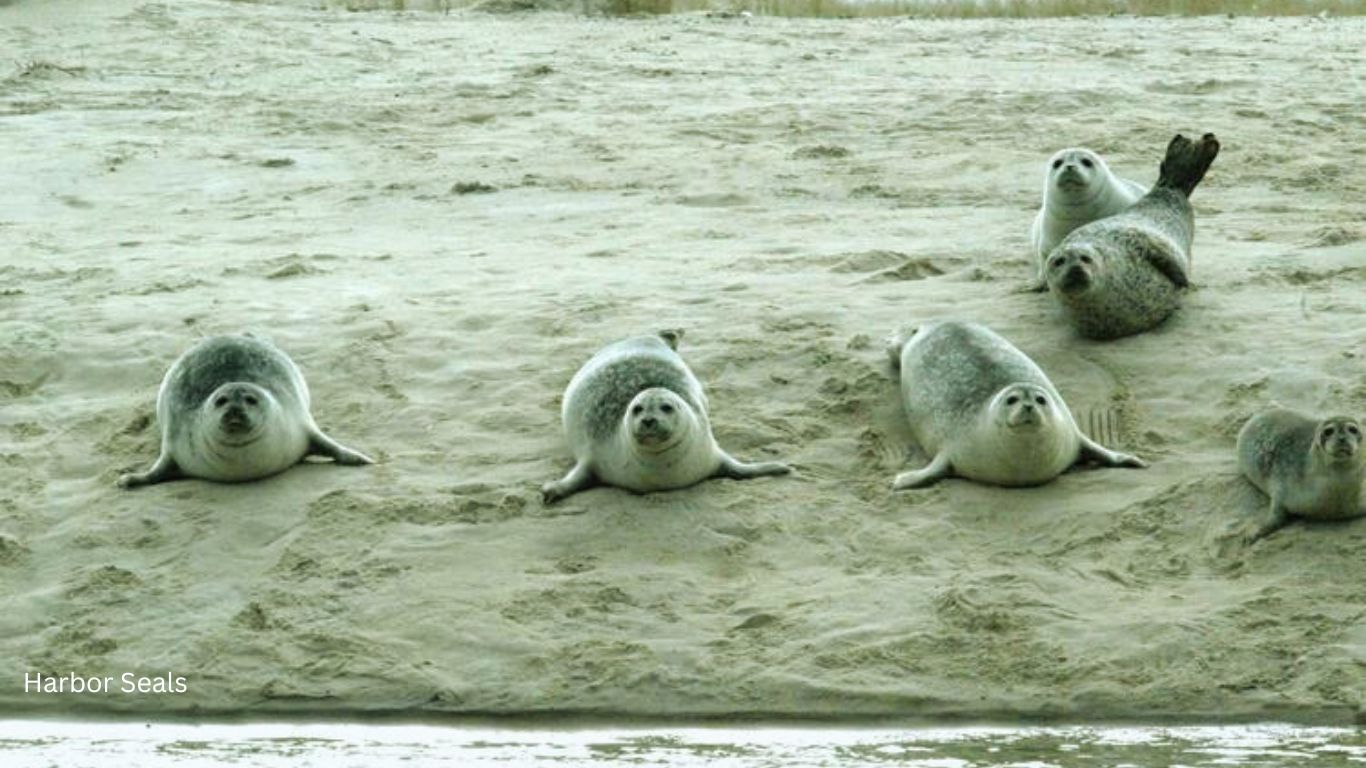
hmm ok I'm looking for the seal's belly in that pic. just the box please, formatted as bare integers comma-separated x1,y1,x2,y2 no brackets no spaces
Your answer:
595,441,720,493
182,430,310,482
1282,477,1364,520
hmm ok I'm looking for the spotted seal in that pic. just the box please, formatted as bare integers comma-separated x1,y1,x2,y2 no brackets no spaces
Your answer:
542,331,791,503
1044,133,1219,339
1230,408,1364,542
118,334,373,488
887,320,1146,489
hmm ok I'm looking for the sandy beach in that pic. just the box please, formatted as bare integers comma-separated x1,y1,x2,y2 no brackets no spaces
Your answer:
0,0,1362,723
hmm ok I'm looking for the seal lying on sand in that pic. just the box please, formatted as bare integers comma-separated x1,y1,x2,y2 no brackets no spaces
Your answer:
1045,133,1219,339
542,331,791,503
1230,409,1364,542
887,320,1146,489
1029,147,1147,289
118,334,373,488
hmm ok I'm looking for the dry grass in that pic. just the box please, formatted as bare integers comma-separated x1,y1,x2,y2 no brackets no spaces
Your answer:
246,0,1366,15
662,0,1366,17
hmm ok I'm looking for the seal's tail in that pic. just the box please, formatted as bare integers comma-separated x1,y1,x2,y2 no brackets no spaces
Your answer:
656,328,684,350
1155,132,1219,197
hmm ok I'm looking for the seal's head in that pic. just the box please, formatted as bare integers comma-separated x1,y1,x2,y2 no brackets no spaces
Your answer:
1046,148,1107,200
990,384,1060,432
1046,243,1101,295
1315,417,1361,463
625,388,690,452
204,382,274,446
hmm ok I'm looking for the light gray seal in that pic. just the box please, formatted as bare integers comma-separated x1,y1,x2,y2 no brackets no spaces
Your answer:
1044,133,1219,339
1231,409,1364,542
1029,147,1147,289
542,331,791,503
887,320,1146,489
118,334,373,488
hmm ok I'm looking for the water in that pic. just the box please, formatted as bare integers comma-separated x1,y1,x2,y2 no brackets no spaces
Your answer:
1,720,1363,766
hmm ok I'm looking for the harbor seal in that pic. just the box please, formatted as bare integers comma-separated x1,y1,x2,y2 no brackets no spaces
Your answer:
887,320,1146,489
1044,133,1220,339
542,331,791,503
1028,147,1147,289
1230,409,1364,542
118,334,373,488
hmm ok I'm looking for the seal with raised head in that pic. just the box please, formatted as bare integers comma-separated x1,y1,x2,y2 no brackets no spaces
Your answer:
887,320,1146,489
118,334,373,488
1028,147,1147,289
542,330,791,503
1230,408,1364,542
1044,133,1219,339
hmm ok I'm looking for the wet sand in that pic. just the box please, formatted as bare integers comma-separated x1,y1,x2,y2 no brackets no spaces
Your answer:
0,1,1363,722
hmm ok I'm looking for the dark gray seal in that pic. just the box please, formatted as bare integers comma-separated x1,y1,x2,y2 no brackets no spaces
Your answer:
542,331,791,503
887,320,1146,489
1044,133,1219,339
118,334,373,488
1230,409,1364,542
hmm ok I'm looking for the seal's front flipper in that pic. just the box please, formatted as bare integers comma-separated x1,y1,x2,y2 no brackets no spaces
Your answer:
542,460,595,504
308,429,375,466
892,452,951,490
1140,243,1191,288
1217,494,1291,557
118,453,182,489
715,453,792,481
1077,434,1148,469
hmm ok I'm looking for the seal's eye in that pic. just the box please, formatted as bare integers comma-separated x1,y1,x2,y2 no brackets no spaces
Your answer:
1080,157,1094,168
1050,256,1065,269
1079,255,1093,265
1348,425,1361,436
1035,396,1047,406
214,396,229,408
631,405,644,416
660,403,674,414
1051,159,1063,170
1006,395,1020,406
244,395,259,406
1323,427,1336,438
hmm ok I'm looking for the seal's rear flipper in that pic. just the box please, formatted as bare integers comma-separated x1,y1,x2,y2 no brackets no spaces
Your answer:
1156,132,1219,197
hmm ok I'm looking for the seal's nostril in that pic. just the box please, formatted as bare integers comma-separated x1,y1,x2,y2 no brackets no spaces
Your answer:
642,417,657,429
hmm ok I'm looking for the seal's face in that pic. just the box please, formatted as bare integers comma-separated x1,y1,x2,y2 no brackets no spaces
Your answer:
991,384,1057,431
1047,244,1099,295
1048,149,1104,198
205,382,273,446
627,388,688,452
1316,418,1361,462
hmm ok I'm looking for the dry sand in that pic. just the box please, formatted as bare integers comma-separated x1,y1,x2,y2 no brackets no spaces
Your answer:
0,0,1362,723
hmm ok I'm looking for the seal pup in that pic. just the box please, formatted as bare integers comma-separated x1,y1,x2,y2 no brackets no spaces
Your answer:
1028,147,1147,289
1045,133,1219,339
1231,409,1364,542
542,331,790,503
887,320,1145,489
118,334,373,488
